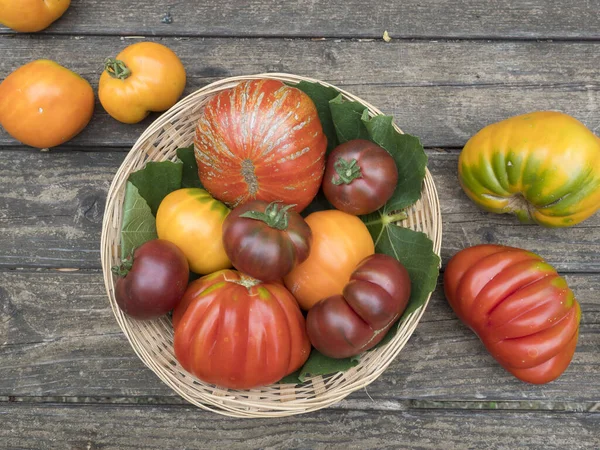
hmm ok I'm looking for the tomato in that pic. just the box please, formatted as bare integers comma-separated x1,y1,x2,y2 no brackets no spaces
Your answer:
172,270,311,389
99,42,186,124
222,200,312,281
0,0,70,32
307,254,411,358
444,244,581,384
284,210,375,310
0,60,94,149
459,111,600,227
156,188,231,274
113,239,189,319
323,139,398,215
194,79,327,212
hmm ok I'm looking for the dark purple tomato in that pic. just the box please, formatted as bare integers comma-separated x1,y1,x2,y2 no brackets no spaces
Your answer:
113,239,189,319
306,254,411,358
222,200,312,281
323,139,398,215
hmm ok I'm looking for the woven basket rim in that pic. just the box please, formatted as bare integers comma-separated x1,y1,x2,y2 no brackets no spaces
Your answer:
100,73,443,418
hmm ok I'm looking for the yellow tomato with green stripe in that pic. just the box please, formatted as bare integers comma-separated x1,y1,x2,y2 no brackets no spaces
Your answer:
459,111,600,227
156,188,231,274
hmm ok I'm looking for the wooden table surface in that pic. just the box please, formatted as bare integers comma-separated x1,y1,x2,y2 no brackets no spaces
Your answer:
1,1,599,449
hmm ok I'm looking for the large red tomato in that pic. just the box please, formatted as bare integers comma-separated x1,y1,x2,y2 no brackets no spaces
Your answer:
444,244,581,384
172,270,311,389
194,79,327,212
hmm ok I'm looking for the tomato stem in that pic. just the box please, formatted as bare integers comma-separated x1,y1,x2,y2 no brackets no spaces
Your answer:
332,158,362,185
111,255,134,277
104,58,132,80
239,201,296,231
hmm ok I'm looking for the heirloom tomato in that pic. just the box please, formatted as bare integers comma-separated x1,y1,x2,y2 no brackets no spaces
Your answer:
156,188,231,274
0,0,70,32
459,111,600,227
172,270,311,389
323,139,398,215
0,60,94,148
113,239,189,319
194,79,327,212
444,244,581,384
99,42,186,124
307,254,411,358
284,210,375,310
222,200,312,281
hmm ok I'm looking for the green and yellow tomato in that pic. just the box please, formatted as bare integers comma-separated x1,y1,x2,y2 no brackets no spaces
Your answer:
156,188,231,274
459,111,600,227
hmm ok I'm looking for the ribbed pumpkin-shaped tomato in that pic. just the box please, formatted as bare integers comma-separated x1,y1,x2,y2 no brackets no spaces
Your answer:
459,111,600,227
444,244,581,384
194,79,327,212
172,270,311,389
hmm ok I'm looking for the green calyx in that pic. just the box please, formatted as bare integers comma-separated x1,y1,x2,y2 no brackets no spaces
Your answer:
332,158,362,185
104,58,132,80
239,201,296,231
111,254,134,277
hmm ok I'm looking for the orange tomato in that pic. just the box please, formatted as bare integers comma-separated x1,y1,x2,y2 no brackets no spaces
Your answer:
284,210,375,310
0,60,94,149
0,0,70,32
98,42,186,124
156,188,231,274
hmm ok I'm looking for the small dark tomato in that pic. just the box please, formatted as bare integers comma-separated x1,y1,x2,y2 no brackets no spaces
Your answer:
306,254,411,358
222,200,312,281
323,139,398,215
113,239,190,319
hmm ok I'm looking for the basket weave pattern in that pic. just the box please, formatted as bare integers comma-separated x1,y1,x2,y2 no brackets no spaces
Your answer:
101,74,442,418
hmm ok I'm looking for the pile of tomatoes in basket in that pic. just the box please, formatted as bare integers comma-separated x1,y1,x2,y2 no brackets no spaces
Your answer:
112,79,412,389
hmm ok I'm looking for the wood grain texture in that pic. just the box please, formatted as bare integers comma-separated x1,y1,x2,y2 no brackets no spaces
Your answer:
1,270,598,403
0,0,599,39
1,403,599,450
1,150,597,270
1,36,600,148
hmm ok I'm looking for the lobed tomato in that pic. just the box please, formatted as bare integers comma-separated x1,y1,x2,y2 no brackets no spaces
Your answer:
323,139,398,215
284,209,375,310
156,188,231,275
307,254,411,358
0,0,71,32
222,200,311,281
173,270,311,389
113,239,189,319
444,244,581,384
194,79,327,212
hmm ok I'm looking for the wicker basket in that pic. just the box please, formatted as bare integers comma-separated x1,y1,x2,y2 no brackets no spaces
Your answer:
101,73,442,418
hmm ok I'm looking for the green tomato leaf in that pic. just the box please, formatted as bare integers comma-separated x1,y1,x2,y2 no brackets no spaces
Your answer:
299,350,360,383
329,94,370,143
120,182,158,259
292,81,340,154
362,113,428,212
128,161,183,215
177,145,204,189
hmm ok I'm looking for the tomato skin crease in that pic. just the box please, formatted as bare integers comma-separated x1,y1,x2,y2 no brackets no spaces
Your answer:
306,254,411,358
0,59,94,148
0,0,71,32
444,244,581,384
173,270,310,389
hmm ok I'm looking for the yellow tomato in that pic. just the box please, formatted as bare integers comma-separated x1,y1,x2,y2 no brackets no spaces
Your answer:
156,188,231,274
284,210,375,310
99,42,186,124
0,0,70,32
0,60,94,149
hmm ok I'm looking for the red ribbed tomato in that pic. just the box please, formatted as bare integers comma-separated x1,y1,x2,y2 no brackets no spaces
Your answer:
172,270,311,389
444,244,581,384
194,79,327,212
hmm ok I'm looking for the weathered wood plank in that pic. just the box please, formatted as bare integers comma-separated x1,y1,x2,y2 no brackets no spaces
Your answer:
1,150,598,271
1,36,600,148
1,270,598,404
1,403,598,450
1,0,599,40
